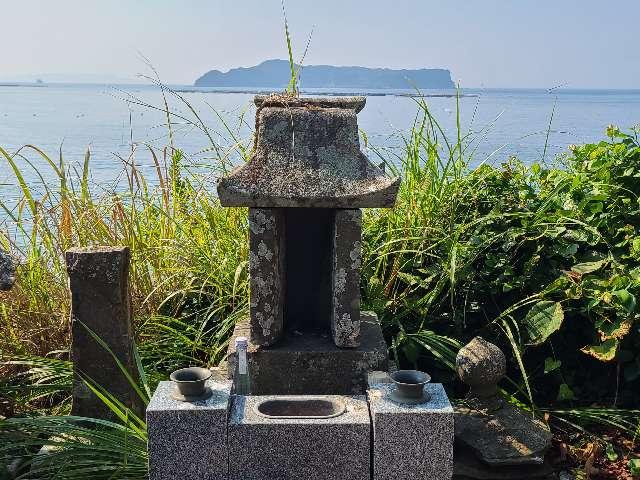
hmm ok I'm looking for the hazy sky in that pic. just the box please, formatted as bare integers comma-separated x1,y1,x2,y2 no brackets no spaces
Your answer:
3,0,639,88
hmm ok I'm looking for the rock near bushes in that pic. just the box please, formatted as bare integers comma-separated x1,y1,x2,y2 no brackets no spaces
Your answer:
0,250,16,291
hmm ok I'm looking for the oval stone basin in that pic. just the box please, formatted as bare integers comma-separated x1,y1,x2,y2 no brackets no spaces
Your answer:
254,397,346,419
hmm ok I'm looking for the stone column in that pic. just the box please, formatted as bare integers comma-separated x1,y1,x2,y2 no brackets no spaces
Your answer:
248,209,285,346
331,209,362,347
65,246,144,420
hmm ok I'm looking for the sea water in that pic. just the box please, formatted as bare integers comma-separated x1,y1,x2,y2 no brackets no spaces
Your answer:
1,84,639,209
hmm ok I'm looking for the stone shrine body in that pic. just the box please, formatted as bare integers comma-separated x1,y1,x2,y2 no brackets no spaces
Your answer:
221,95,399,395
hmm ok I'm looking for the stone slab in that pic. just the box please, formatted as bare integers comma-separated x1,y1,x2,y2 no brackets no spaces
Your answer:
146,379,231,480
331,209,362,347
455,401,552,467
453,447,554,479
368,382,454,480
227,311,389,395
228,394,370,480
248,208,286,346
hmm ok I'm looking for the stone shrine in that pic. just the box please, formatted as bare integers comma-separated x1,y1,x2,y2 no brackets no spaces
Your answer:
146,95,455,480
222,95,399,394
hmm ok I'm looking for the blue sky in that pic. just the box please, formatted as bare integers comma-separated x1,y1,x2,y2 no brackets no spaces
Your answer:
3,0,638,88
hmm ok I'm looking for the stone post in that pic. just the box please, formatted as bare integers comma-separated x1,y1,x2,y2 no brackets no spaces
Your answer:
248,208,285,346
65,246,144,419
331,209,362,347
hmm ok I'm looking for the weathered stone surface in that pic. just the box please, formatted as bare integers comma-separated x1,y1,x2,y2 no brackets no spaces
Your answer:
456,336,506,399
453,448,554,479
227,312,388,394
217,95,400,208
455,402,552,467
0,250,16,291
249,208,285,346
228,394,370,480
331,209,362,347
255,95,367,112
147,379,231,480
368,382,454,480
65,246,144,419
455,337,552,467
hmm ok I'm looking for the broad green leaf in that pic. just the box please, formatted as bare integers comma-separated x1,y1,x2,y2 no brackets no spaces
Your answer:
543,357,561,374
581,338,618,362
571,259,607,275
613,289,636,314
628,458,640,476
524,301,564,345
597,318,632,340
557,383,575,401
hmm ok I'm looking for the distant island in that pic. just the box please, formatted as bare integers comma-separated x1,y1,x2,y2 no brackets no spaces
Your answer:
194,59,455,90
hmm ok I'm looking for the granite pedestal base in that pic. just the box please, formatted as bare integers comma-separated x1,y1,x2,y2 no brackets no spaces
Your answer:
228,394,370,480
146,379,231,480
368,382,454,480
227,312,388,394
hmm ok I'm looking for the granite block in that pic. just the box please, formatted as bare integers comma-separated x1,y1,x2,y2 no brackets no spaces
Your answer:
146,379,231,480
368,382,454,480
228,394,370,480
331,209,362,347
227,312,389,395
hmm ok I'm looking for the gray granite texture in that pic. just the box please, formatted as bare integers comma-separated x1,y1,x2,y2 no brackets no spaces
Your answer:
331,209,362,347
368,382,454,480
146,379,231,480
65,246,144,420
248,208,286,346
227,312,389,395
217,95,400,208
228,394,370,480
0,250,16,291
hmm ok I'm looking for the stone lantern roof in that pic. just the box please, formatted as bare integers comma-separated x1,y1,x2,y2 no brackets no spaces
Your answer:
217,95,400,208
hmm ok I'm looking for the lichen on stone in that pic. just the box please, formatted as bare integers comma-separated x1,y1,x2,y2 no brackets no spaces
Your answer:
334,268,347,295
249,210,276,235
257,241,273,261
349,241,362,270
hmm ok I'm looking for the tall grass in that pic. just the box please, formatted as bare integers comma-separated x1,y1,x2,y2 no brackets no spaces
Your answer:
1,78,639,480
0,142,248,377
0,323,151,480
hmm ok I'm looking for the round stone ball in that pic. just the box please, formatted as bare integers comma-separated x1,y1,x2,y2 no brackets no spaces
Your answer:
456,336,506,397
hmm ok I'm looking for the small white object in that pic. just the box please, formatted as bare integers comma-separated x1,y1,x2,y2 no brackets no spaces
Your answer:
235,337,248,375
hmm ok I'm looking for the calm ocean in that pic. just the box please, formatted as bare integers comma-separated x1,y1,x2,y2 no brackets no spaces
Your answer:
1,83,640,207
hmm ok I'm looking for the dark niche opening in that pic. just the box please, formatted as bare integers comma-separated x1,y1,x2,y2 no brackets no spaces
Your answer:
284,208,334,334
